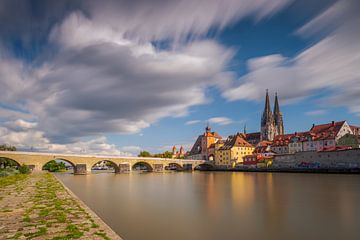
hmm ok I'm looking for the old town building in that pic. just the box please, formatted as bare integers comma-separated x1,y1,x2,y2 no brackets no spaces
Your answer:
172,145,185,158
215,134,254,168
187,125,222,160
270,133,294,154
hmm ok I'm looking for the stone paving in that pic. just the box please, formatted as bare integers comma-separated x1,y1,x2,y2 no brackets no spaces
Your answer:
0,173,121,240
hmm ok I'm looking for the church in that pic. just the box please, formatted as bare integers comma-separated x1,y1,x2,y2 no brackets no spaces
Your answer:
244,90,284,144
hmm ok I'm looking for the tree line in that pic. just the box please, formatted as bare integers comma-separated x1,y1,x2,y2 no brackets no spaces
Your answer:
138,150,184,159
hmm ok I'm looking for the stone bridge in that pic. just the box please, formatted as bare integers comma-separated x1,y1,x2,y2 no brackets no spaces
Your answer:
0,151,213,174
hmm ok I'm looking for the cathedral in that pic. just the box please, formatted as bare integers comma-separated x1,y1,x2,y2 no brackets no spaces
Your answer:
261,90,284,141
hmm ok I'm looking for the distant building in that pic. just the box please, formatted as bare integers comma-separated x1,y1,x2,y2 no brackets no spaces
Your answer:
288,132,308,153
243,141,274,168
302,121,352,151
215,134,254,168
172,145,185,158
271,133,294,154
187,125,222,160
261,90,284,141
243,132,261,146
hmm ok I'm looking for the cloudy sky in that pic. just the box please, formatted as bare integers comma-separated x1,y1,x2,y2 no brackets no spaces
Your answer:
0,0,359,155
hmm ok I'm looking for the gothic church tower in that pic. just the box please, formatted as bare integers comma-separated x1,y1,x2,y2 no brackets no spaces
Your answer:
261,90,276,141
273,92,284,136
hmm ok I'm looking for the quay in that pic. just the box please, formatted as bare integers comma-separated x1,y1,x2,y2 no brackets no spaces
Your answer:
0,172,122,239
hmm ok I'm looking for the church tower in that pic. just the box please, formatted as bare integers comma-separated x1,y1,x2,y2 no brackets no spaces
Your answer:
261,90,276,141
273,92,284,135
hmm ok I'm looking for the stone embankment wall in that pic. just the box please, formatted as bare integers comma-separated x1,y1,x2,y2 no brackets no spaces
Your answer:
273,149,360,169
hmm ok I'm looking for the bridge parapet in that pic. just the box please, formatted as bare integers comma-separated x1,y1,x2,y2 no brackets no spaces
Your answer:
0,151,207,174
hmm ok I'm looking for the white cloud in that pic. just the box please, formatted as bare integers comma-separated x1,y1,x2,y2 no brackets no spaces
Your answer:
208,117,233,125
305,110,327,116
0,0,293,152
222,0,360,115
0,122,128,155
185,120,202,125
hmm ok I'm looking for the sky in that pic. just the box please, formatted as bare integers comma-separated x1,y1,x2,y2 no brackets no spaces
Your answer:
0,0,359,155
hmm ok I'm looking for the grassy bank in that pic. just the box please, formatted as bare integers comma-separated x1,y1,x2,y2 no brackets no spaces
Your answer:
0,173,121,239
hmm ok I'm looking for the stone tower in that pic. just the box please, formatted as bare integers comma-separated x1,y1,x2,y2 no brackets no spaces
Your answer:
273,92,284,136
261,90,276,141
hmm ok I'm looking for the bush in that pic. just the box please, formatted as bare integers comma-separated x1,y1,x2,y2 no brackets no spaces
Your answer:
19,164,31,174
43,160,66,172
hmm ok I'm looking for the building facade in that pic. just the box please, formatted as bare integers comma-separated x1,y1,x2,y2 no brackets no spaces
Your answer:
187,126,222,160
172,146,185,158
215,134,254,168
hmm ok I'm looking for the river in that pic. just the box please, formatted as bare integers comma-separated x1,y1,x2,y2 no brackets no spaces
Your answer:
56,171,360,240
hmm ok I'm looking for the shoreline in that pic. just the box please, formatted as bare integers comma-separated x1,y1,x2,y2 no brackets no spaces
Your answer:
53,174,123,240
0,172,124,239
204,168,360,175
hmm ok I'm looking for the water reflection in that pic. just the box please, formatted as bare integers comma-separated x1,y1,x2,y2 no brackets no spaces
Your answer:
56,172,360,240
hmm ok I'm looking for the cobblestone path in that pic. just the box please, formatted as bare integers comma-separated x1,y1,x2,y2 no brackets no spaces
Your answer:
0,173,121,240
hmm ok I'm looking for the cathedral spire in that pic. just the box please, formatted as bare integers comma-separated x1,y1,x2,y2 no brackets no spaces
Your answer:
273,92,284,135
265,89,271,115
261,89,275,141
274,92,280,115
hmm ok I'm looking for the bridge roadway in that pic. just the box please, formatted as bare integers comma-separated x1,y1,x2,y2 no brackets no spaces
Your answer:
0,151,211,174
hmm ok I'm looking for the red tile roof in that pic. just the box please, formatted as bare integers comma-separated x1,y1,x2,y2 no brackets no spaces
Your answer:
204,131,222,139
219,134,253,150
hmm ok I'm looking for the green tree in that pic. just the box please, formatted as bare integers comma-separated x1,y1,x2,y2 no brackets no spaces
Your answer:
19,164,30,174
0,144,17,151
0,157,18,169
43,160,66,172
138,151,152,157
162,151,173,158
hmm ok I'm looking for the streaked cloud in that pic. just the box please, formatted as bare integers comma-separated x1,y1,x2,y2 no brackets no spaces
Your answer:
305,110,327,116
208,117,233,125
222,0,360,115
185,120,202,125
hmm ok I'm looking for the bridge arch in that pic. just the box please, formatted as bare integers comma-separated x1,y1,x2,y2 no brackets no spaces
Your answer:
165,163,183,171
194,162,215,171
132,161,153,172
42,158,75,172
0,157,21,169
91,160,120,173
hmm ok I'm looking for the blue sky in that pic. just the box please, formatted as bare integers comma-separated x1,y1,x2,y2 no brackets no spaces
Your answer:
0,0,359,155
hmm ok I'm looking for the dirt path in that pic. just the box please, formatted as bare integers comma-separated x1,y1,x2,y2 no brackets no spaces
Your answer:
0,173,122,240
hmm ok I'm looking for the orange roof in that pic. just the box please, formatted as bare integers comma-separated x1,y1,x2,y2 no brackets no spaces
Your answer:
257,140,272,147
310,121,345,135
205,131,222,139
219,134,253,150
272,133,295,146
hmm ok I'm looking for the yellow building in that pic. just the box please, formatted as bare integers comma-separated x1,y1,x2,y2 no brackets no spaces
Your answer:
215,134,254,168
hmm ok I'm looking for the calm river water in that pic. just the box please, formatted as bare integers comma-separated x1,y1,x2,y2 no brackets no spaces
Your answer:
57,172,360,240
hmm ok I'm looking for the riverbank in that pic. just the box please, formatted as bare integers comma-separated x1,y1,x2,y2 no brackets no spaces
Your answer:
208,167,360,174
0,172,122,239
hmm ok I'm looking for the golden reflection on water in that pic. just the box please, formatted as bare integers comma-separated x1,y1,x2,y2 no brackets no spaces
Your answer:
57,172,360,240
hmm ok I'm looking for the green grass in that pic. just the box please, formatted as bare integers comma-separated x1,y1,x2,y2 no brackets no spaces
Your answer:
94,231,111,240
3,173,111,240
24,227,47,239
0,173,28,187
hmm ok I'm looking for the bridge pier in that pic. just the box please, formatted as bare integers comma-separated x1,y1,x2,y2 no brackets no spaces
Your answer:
118,163,131,173
74,164,88,175
182,164,193,171
153,164,163,172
